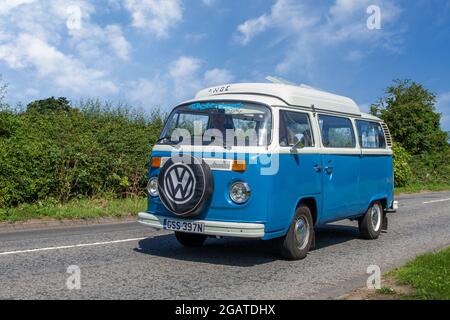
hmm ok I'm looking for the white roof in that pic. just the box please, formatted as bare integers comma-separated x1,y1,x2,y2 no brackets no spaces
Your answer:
360,112,382,121
195,83,362,116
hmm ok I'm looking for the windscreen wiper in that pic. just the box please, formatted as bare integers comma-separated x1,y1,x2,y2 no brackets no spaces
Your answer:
155,135,178,145
155,135,169,144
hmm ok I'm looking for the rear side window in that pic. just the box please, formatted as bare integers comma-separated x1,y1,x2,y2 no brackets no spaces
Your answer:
356,120,386,149
319,115,356,148
279,111,313,147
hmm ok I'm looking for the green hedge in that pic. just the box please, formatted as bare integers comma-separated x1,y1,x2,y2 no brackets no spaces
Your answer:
392,142,450,189
392,143,412,187
0,99,164,208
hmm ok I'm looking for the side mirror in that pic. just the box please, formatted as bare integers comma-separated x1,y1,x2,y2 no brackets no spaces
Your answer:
290,140,306,153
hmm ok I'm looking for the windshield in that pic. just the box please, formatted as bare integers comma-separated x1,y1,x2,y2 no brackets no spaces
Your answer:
158,101,272,146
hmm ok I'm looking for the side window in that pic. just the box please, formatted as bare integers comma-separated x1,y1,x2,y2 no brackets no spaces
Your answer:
319,115,356,148
279,111,313,147
356,120,386,149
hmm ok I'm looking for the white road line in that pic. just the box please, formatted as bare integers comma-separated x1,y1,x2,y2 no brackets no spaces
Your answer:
0,237,146,256
423,198,450,204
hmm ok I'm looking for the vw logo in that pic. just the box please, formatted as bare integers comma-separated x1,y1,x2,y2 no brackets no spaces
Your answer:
164,163,196,205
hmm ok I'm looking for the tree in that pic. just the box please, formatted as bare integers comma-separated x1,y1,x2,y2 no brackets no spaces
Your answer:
26,97,73,113
371,80,448,155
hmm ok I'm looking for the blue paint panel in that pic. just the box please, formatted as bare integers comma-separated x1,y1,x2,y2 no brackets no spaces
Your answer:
321,154,362,222
268,153,322,231
148,152,322,238
147,150,394,240
359,154,394,210
149,151,272,224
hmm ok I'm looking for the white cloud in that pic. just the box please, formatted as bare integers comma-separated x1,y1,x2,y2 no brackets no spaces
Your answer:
203,68,234,86
124,0,183,38
127,56,234,108
69,23,132,61
105,25,132,61
236,0,403,75
0,34,117,94
169,56,206,100
169,56,202,79
325,0,402,44
237,14,270,45
0,0,131,95
127,77,168,107
236,0,318,45
0,0,36,15
437,92,450,131
169,57,234,101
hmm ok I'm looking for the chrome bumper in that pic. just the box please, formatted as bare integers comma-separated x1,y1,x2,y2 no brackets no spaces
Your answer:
387,200,399,213
137,212,265,238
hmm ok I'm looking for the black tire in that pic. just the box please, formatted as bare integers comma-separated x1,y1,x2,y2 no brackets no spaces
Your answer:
279,205,314,260
358,201,383,240
175,232,207,247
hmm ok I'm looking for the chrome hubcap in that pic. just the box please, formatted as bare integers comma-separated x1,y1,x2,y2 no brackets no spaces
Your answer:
294,217,310,250
371,205,381,231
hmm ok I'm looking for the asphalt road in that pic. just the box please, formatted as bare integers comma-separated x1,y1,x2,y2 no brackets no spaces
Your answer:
0,192,449,300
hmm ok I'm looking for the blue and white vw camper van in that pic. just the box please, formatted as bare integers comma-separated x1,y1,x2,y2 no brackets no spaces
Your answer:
138,81,397,260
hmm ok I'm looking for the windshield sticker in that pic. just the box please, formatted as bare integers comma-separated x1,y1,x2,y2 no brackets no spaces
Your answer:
189,102,243,111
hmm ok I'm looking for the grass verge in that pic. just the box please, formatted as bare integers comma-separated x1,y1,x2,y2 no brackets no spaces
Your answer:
344,247,450,300
388,247,450,300
395,183,450,195
0,197,146,222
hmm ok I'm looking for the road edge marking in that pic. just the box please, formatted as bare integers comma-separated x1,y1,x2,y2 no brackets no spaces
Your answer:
0,237,146,256
423,198,450,204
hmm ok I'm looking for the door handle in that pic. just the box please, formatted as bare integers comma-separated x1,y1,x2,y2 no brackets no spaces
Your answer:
325,165,334,174
313,165,322,172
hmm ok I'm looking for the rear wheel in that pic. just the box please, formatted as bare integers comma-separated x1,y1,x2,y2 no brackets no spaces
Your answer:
358,201,383,239
175,232,207,247
279,205,314,260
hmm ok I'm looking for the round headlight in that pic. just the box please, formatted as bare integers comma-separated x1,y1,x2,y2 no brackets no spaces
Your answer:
147,177,159,197
229,182,251,204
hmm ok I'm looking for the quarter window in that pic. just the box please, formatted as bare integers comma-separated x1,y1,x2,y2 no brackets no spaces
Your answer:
319,115,356,148
279,111,313,147
356,120,386,149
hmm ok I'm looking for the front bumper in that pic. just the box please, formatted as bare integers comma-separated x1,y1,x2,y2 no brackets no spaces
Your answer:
138,212,265,238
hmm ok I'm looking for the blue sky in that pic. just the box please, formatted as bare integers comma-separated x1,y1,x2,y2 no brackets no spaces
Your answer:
0,0,449,131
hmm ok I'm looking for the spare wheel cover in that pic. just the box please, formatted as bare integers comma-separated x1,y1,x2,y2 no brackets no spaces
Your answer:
158,155,213,217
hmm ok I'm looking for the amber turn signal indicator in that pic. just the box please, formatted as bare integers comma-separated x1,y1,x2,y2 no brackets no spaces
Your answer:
151,157,161,168
231,160,246,172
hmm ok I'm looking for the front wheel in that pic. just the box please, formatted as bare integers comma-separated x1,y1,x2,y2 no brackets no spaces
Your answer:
358,201,383,239
278,205,315,260
175,232,207,247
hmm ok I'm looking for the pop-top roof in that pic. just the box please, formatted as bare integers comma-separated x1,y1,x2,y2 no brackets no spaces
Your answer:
195,83,361,116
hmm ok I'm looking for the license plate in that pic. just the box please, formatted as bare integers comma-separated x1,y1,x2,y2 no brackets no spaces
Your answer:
163,219,205,234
